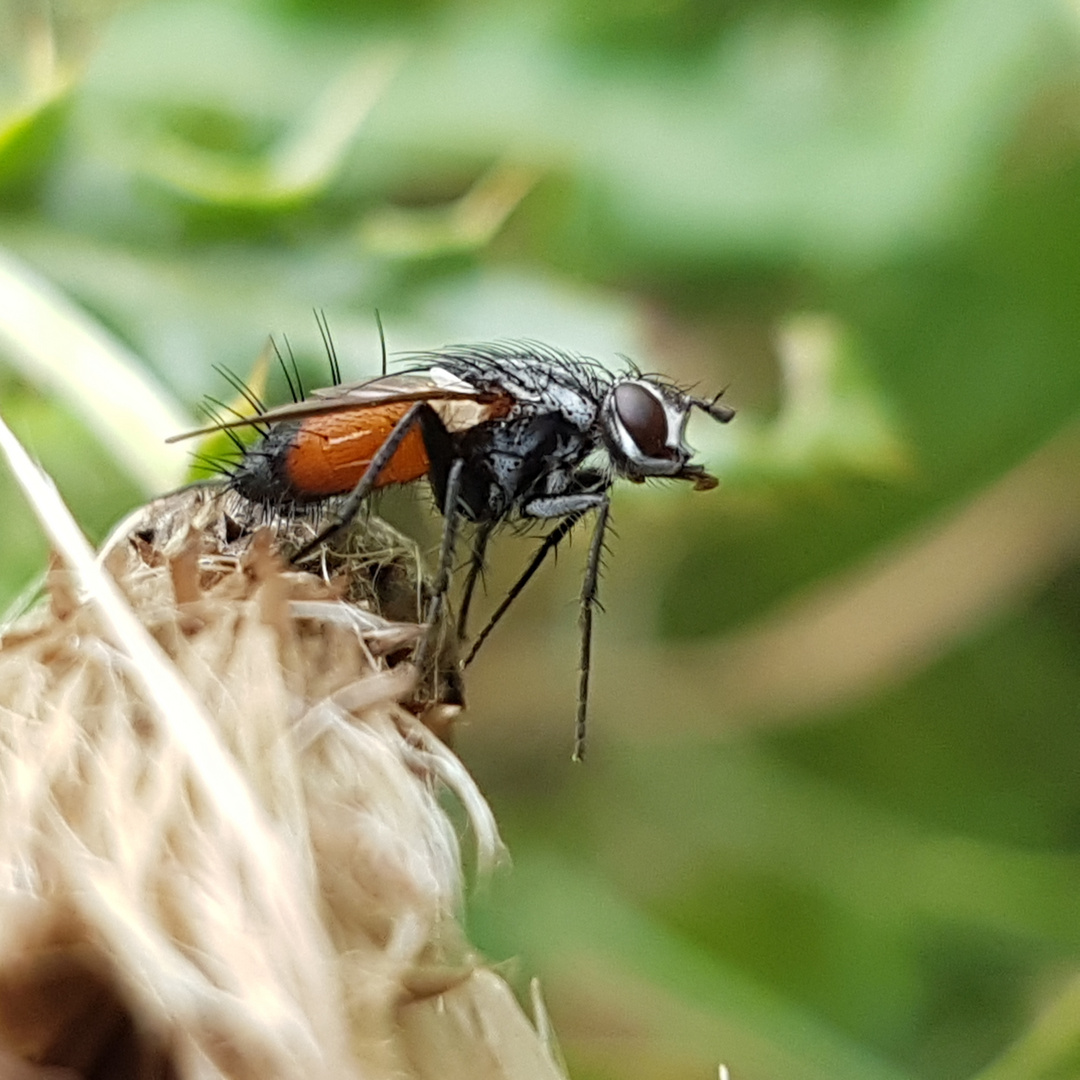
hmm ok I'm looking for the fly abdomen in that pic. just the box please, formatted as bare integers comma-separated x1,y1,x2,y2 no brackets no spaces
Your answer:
230,405,433,509
282,406,430,496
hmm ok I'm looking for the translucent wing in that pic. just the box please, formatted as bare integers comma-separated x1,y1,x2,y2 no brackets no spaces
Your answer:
167,369,501,443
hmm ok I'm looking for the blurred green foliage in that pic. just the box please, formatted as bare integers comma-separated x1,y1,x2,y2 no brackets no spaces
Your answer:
2,0,1080,1077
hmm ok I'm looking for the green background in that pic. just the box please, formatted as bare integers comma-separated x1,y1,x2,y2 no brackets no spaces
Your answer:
2,0,1079,1077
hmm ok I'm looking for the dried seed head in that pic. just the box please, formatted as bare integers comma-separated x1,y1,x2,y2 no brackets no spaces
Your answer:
0,477,564,1080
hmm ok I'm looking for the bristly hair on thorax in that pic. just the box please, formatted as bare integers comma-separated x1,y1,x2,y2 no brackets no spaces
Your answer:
400,340,618,431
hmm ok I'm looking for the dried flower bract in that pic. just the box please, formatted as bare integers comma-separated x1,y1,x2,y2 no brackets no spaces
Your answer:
0,455,565,1080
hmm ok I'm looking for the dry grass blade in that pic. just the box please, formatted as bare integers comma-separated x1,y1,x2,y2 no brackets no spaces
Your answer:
0,412,563,1080
0,250,189,493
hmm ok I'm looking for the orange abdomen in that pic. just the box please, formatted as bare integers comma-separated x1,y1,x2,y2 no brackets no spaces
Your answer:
283,404,431,496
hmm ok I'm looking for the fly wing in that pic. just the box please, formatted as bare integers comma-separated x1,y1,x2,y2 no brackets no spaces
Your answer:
305,367,482,403
167,369,499,443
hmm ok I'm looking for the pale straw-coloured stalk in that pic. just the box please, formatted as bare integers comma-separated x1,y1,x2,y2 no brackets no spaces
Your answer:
0,415,565,1080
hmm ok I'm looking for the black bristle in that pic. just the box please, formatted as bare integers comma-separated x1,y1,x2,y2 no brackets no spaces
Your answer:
282,335,306,401
272,337,299,405
212,363,267,417
375,310,387,377
315,309,340,386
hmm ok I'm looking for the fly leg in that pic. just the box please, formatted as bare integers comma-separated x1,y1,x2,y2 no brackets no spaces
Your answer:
575,494,611,762
288,400,466,697
462,509,586,667
463,474,611,760
291,401,449,563
463,474,610,667
456,521,494,643
414,458,465,680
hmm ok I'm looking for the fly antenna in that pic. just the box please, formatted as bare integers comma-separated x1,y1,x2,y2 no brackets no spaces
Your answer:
272,337,299,404
375,309,388,376
314,309,341,386
694,387,736,424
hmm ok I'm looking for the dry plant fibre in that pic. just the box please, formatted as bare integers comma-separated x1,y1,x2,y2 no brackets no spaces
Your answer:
0,417,567,1080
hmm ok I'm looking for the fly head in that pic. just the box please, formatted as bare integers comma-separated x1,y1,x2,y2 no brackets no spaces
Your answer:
601,378,733,490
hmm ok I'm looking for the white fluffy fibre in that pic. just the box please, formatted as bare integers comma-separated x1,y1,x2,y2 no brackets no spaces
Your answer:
0,466,563,1080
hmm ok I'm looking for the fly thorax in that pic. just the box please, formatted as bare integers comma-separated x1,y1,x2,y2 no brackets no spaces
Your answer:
501,381,597,434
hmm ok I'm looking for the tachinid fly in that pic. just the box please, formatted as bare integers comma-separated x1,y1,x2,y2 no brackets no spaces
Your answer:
170,339,734,758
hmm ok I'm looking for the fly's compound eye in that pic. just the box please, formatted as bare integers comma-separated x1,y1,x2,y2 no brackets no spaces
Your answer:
612,382,672,459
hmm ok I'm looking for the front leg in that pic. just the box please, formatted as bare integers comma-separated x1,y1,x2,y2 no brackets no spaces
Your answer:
415,457,465,680
520,492,608,519
462,478,610,668
456,521,494,643
525,475,613,760
462,508,589,668
575,493,611,762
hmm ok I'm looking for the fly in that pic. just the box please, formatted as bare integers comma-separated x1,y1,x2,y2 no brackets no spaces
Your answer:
169,339,734,759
